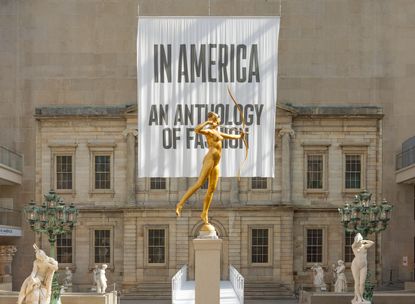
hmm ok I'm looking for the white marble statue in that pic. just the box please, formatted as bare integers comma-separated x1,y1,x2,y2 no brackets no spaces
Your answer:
96,264,108,294
91,265,99,291
331,263,337,289
17,244,59,304
311,263,326,291
63,266,72,288
351,233,374,304
334,260,347,292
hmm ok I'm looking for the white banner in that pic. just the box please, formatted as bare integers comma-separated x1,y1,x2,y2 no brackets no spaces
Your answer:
137,17,279,177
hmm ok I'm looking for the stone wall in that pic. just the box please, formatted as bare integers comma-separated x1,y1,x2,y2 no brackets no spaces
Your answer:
30,104,382,290
0,0,412,287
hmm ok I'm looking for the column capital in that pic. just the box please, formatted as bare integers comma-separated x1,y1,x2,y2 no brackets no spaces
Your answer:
0,245,17,256
123,128,138,138
277,127,295,139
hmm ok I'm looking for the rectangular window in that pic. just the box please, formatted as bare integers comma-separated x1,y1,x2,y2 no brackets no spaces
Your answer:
201,179,208,189
150,177,166,190
344,231,356,263
94,230,111,264
306,229,323,263
251,177,267,189
307,154,323,189
57,232,72,264
251,228,269,264
148,229,166,264
56,155,73,190
345,155,361,189
95,155,111,189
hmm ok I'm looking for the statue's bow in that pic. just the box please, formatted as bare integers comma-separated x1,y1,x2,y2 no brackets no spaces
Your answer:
227,86,249,179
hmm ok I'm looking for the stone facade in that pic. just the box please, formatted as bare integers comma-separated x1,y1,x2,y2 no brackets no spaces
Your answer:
0,0,414,289
33,103,382,292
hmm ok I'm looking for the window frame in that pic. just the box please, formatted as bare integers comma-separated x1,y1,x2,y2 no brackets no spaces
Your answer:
200,179,209,190
302,144,329,194
56,231,75,269
251,177,268,190
248,225,273,267
49,144,77,195
343,230,356,264
55,155,74,191
341,145,367,193
150,177,167,190
88,143,116,195
89,226,114,269
303,226,327,268
144,225,169,267
94,155,111,190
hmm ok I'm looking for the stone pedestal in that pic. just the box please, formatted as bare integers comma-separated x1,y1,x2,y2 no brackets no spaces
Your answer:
193,238,222,304
351,300,370,304
0,246,17,291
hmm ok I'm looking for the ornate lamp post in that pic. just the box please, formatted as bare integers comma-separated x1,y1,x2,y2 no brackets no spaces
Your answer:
338,190,393,301
24,189,78,304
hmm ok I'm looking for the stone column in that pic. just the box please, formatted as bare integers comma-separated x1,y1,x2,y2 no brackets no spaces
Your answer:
178,178,188,202
123,128,138,205
230,178,239,204
0,245,17,291
278,128,295,204
193,239,222,304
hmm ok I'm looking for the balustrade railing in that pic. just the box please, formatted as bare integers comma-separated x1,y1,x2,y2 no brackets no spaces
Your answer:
229,265,244,304
0,207,21,227
396,146,415,170
0,146,22,173
172,265,187,302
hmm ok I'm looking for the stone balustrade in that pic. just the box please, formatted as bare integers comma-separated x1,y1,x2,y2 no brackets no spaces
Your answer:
0,291,117,304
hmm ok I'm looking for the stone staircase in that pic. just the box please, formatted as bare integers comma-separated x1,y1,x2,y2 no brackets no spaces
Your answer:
244,282,293,300
121,281,293,301
121,282,171,300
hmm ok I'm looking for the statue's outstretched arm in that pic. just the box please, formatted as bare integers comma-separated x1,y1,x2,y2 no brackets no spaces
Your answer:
220,129,244,140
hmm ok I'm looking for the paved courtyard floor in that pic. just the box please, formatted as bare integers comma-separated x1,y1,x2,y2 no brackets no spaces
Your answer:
121,299,298,304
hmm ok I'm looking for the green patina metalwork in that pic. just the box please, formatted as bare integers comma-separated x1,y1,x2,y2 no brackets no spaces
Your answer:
24,189,78,304
338,190,393,303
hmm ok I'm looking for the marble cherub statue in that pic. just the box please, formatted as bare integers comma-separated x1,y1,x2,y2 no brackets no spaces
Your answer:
96,264,108,294
334,259,347,292
63,266,72,288
311,263,326,291
91,265,99,291
17,244,59,304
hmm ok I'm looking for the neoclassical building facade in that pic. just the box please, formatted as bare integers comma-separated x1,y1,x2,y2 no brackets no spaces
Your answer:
33,103,383,295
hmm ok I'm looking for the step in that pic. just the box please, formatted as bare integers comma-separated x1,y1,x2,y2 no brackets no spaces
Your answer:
244,282,293,299
122,283,172,300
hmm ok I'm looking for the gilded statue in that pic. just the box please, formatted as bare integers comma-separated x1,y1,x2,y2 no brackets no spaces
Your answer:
175,111,245,231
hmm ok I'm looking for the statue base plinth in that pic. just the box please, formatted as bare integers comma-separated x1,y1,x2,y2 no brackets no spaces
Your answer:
198,223,218,239
193,238,222,304
351,299,371,304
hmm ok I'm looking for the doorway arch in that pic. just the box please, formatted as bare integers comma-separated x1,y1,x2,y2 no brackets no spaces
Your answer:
188,219,229,280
